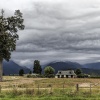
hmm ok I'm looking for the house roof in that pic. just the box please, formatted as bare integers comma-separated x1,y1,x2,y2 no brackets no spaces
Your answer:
56,70,76,76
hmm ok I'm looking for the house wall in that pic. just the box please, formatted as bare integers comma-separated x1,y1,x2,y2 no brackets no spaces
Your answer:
55,76,58,78
64,75,66,78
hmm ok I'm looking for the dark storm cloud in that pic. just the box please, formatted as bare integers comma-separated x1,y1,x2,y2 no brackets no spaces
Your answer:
1,0,100,66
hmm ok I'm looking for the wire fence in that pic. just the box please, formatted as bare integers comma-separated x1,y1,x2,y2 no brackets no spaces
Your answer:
0,82,99,95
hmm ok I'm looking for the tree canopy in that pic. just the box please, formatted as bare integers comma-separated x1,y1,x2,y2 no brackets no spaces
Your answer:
19,69,24,76
0,9,25,81
0,9,25,61
44,66,55,77
75,69,82,75
33,60,42,74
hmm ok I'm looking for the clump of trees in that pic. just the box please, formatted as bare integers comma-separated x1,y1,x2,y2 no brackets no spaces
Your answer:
0,9,25,81
33,60,42,74
75,69,82,75
44,66,55,78
75,69,89,78
19,69,24,76
27,65,55,78
26,60,43,78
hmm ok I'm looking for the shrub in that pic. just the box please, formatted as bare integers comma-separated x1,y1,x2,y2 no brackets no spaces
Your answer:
44,66,55,78
44,74,55,78
77,74,89,78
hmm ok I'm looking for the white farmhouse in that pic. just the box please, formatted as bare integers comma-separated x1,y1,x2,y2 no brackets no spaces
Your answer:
55,70,77,78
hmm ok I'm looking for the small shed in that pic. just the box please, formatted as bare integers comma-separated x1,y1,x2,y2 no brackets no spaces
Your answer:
55,70,77,78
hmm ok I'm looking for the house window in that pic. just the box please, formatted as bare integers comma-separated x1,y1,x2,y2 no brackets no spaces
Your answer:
66,75,68,78
58,75,60,78
69,71,72,74
59,72,61,74
61,75,64,78
71,75,73,78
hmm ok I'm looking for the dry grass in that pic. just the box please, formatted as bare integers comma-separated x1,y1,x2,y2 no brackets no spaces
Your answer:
0,76,100,90
0,76,99,100
34,78,100,88
0,76,46,89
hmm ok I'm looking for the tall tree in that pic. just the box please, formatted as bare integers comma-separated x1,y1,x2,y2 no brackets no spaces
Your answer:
33,60,42,74
0,9,25,81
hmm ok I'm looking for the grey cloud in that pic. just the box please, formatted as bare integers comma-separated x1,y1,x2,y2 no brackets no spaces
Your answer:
1,0,100,67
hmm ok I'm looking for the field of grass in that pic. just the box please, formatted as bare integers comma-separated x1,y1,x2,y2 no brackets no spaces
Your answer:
0,76,100,100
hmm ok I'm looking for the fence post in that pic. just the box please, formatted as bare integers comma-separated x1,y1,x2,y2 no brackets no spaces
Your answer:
90,84,91,95
50,84,52,93
76,84,79,92
0,85,1,93
38,84,39,94
63,83,64,92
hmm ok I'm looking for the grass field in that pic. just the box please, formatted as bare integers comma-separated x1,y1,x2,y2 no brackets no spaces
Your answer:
0,76,100,100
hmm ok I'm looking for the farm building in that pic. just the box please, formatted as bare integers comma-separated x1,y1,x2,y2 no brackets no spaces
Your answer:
55,70,77,78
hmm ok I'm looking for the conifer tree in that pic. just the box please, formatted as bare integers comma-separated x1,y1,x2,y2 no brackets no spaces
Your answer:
33,60,42,74
19,69,24,76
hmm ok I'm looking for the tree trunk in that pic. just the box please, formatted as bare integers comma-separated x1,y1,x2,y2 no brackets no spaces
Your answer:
0,58,3,81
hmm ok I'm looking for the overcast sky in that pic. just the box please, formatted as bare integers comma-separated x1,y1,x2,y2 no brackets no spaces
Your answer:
1,0,100,67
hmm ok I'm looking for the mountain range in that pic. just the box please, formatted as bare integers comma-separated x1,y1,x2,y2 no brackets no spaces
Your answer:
43,61,100,76
3,60,31,75
2,60,100,76
42,61,82,74
83,62,100,70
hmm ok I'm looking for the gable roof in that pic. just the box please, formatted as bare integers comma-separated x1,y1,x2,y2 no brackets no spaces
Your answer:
56,70,76,76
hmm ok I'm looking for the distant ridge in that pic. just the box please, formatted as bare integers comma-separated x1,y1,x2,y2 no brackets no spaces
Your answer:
2,60,100,76
43,61,100,75
3,60,31,75
83,62,100,70
43,61,82,74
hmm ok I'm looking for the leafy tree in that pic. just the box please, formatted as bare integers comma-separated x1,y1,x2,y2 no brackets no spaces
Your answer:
75,69,82,75
44,66,55,78
33,60,42,74
19,69,24,76
0,9,25,81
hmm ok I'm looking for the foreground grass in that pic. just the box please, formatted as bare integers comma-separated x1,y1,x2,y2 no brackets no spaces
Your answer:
0,92,100,100
0,76,100,100
0,87,100,100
